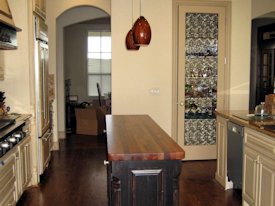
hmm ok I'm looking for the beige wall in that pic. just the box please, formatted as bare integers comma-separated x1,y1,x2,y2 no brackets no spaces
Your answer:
229,0,252,110
112,0,173,133
252,0,275,18
0,0,32,114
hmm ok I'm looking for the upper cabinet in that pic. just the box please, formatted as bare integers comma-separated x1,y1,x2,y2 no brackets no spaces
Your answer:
34,0,46,20
0,0,21,31
0,0,21,50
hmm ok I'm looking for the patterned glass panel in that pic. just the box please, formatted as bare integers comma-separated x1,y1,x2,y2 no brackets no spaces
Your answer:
184,13,218,146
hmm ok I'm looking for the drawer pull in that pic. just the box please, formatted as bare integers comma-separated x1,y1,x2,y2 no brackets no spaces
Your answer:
104,160,109,165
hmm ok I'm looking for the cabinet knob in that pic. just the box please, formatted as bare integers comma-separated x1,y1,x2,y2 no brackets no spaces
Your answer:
104,160,109,165
178,101,184,107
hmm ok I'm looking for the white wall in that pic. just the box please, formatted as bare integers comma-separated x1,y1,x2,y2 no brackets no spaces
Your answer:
46,0,110,139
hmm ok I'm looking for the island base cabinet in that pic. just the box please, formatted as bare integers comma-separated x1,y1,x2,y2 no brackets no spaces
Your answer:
108,160,182,206
243,128,275,206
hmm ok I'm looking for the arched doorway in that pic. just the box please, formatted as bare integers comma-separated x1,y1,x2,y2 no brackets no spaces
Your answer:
56,6,110,138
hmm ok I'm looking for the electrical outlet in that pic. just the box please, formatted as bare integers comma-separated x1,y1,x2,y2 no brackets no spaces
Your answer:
149,88,160,95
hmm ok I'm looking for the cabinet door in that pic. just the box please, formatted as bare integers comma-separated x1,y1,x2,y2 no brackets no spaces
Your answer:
0,153,17,206
42,132,51,171
258,155,275,206
243,147,258,206
20,137,32,191
215,115,228,187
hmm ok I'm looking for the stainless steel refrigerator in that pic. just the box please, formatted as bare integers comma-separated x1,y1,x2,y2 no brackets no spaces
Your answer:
34,15,51,177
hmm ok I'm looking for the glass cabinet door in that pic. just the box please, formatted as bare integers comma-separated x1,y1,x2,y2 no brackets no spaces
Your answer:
184,13,218,146
177,4,227,160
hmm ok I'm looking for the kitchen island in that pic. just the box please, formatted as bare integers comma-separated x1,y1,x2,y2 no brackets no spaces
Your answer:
106,115,185,206
215,111,275,206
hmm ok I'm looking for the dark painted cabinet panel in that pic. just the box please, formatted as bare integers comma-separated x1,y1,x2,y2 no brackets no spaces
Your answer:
108,160,181,206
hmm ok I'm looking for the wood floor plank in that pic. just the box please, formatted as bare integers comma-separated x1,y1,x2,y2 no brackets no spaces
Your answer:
16,134,241,206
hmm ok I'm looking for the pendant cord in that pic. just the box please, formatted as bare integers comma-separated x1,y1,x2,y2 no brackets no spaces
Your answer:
140,0,141,16
131,0,134,25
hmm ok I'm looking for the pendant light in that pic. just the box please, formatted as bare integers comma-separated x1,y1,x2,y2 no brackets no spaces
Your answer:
125,0,140,50
132,0,151,46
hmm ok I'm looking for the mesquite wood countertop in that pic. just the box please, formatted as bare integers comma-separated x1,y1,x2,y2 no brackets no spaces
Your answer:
106,115,185,161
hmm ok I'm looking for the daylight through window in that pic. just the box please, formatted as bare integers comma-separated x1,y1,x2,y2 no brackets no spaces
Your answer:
87,31,111,97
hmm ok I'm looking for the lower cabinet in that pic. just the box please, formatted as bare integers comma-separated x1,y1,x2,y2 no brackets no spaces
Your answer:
243,128,275,206
0,137,32,206
41,131,52,173
215,115,228,187
0,151,18,206
19,136,32,192
108,160,182,206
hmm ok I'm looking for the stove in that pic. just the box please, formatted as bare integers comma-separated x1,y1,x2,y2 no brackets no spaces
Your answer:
0,125,26,158
0,119,15,130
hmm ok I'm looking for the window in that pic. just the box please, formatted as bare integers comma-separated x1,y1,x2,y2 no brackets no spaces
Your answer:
87,31,111,96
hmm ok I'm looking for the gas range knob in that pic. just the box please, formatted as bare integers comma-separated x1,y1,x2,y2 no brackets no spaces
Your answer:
13,131,23,139
8,136,17,143
1,142,9,148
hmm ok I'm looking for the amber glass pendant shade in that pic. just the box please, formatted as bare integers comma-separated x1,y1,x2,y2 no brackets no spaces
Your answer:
126,28,140,50
133,16,151,46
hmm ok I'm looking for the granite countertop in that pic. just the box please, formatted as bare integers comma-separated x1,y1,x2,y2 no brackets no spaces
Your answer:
215,110,275,138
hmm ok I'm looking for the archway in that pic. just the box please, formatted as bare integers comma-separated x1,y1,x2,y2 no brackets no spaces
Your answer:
56,6,110,138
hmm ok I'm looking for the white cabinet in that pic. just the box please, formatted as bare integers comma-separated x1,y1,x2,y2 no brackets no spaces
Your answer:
0,151,18,206
215,115,228,187
19,136,32,193
0,118,32,206
215,115,233,189
243,128,275,206
41,131,52,173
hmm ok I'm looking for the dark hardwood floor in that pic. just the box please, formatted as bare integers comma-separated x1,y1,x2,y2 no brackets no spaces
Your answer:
17,134,241,206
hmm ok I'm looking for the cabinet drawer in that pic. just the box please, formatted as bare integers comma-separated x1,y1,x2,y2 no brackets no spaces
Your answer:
0,156,17,206
244,128,275,160
0,157,16,187
0,188,16,206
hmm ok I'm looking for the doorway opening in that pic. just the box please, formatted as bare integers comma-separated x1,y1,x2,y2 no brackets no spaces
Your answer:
63,17,111,134
249,17,275,110
56,6,111,137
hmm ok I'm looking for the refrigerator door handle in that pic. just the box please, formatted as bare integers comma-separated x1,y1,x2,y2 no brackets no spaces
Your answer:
41,131,51,140
42,48,46,120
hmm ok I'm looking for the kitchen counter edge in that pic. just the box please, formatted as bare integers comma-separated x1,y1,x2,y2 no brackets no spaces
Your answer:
215,110,275,138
